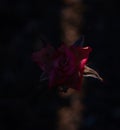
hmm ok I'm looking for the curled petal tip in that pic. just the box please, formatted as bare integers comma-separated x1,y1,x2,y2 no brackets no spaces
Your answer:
83,65,103,82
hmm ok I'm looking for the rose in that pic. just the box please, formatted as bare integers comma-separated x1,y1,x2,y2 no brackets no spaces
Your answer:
32,44,92,90
49,45,77,88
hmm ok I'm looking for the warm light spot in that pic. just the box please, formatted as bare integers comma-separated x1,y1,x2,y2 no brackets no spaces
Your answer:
57,1,85,130
83,47,89,49
61,0,84,46
64,0,82,4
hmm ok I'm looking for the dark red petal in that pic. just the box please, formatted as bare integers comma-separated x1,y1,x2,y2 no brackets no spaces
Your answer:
70,46,92,61
49,69,67,88
79,47,92,71
48,70,56,88
32,45,54,72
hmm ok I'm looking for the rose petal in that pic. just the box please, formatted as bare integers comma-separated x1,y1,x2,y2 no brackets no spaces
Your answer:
49,69,68,88
32,44,54,72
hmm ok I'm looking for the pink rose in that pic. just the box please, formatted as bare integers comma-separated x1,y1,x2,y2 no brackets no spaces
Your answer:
32,44,92,90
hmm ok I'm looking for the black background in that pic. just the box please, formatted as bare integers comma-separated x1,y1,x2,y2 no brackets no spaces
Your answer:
0,0,119,130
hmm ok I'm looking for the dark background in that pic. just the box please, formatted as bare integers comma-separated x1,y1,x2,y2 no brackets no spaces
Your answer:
0,0,119,130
